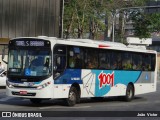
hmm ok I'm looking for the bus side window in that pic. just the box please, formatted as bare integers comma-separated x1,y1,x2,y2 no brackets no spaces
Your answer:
86,49,98,69
122,52,132,70
142,54,152,71
75,54,83,68
69,51,75,68
68,46,84,69
151,55,156,71
99,51,110,69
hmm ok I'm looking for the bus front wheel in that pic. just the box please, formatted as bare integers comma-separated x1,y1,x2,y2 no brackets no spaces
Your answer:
125,84,134,102
65,87,77,106
30,98,42,104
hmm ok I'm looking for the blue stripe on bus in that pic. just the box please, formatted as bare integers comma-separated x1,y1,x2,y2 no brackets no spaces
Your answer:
54,69,82,84
92,70,141,96
55,69,141,84
55,69,141,96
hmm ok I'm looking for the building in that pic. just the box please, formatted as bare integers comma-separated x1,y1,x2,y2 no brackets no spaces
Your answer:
145,0,160,13
0,0,62,39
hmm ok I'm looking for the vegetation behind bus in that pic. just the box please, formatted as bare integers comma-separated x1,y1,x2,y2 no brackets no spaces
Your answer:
63,0,160,42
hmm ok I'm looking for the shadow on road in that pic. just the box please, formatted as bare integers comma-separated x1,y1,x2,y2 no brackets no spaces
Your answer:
0,96,146,108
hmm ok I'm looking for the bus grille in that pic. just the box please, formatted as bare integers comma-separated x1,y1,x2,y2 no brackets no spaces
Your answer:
12,86,37,89
12,92,36,96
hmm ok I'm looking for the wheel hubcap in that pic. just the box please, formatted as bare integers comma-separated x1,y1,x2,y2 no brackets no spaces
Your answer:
69,91,76,101
127,89,132,98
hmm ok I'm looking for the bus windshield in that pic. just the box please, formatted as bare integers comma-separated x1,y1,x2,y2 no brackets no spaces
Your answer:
8,49,51,77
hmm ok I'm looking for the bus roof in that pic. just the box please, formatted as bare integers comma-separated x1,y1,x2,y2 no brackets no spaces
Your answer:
10,36,157,54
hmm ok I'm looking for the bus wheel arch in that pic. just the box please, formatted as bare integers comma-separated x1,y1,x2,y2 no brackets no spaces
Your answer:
65,83,81,106
125,83,135,102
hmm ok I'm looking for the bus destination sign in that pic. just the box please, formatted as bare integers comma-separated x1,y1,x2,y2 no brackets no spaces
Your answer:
15,41,45,47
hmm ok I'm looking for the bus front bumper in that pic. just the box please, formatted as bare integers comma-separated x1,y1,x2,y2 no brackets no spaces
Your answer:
6,83,54,99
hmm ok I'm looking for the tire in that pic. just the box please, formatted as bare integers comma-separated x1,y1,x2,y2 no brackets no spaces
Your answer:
76,93,81,104
30,98,42,104
65,87,78,106
125,84,134,102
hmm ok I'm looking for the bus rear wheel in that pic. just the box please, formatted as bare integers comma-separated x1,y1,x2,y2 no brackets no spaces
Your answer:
30,98,42,104
65,87,78,106
125,84,134,102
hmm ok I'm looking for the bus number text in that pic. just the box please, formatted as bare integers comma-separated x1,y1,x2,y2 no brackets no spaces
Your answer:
98,71,114,88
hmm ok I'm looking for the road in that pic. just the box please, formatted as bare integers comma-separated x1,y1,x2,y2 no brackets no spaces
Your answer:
0,81,160,119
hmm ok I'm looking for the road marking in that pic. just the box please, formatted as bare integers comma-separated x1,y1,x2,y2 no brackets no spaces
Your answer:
39,105,91,110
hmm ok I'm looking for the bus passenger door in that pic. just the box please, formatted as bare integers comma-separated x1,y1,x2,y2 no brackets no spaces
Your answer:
53,45,67,98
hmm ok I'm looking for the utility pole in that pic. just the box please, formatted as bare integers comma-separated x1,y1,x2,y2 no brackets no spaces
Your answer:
61,0,64,38
112,11,116,42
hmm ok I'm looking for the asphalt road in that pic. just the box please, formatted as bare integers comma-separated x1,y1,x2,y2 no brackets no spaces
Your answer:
0,81,160,120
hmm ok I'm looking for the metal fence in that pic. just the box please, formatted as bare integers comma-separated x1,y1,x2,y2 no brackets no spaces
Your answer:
0,0,61,38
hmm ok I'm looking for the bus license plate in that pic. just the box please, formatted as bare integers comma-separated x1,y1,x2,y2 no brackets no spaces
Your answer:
20,91,28,95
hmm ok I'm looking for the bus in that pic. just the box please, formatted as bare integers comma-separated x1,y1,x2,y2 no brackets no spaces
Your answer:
4,36,157,106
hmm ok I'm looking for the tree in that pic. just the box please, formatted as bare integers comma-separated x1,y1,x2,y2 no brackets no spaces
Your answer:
63,0,149,40
130,11,160,38
88,0,106,39
63,0,77,38
149,13,160,33
64,0,106,39
104,0,147,42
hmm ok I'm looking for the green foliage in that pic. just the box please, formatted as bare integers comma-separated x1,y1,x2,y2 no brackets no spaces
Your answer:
130,10,160,38
64,0,107,39
149,13,160,32
63,0,150,40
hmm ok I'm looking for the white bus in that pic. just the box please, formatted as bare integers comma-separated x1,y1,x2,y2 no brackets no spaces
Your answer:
4,36,157,106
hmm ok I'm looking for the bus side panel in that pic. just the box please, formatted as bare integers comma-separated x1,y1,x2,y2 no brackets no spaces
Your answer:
54,69,83,98
81,70,155,98
53,85,63,98
106,84,126,97
134,72,156,95
81,70,96,97
53,84,74,98
134,83,156,95
81,69,140,97
53,69,156,99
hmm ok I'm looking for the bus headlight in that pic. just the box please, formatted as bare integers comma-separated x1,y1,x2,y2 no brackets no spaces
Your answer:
37,82,51,90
